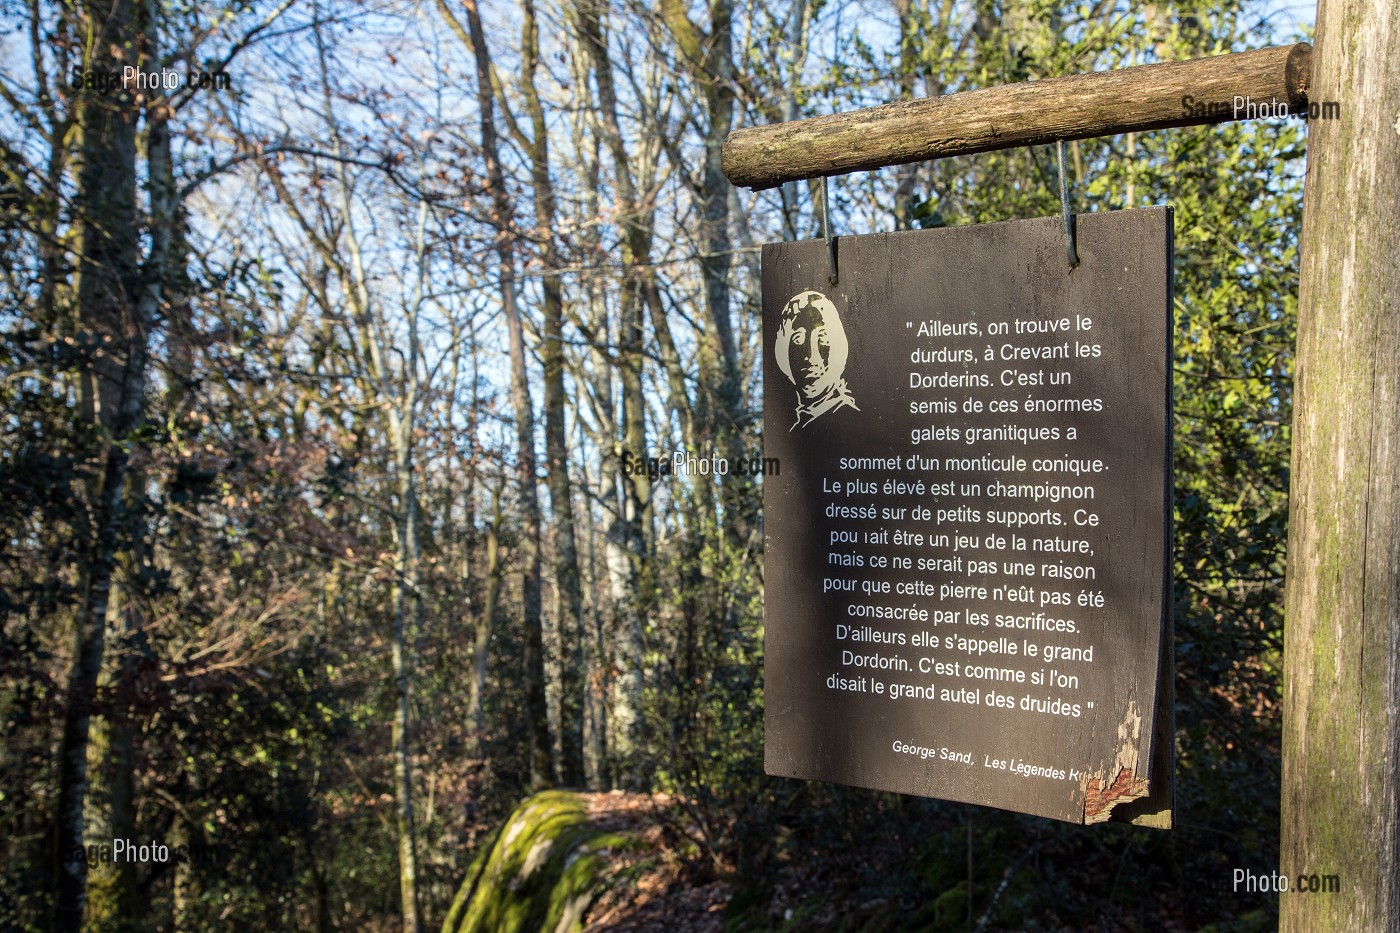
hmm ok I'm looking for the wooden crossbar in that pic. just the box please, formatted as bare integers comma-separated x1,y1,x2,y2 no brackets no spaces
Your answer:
722,43,1312,190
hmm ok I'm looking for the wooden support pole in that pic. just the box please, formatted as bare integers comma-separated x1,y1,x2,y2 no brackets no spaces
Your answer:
1281,0,1400,926
722,43,1311,189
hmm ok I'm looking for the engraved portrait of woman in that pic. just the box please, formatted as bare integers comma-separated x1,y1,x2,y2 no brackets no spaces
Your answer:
775,289,860,429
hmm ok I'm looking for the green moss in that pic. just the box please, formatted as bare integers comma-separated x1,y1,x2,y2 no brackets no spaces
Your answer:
441,791,646,933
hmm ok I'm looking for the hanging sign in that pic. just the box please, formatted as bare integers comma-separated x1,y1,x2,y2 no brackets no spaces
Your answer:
762,208,1174,825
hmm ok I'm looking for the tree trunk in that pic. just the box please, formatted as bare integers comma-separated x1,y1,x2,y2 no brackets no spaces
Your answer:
55,445,135,932
580,495,610,789
168,809,193,931
82,576,141,932
570,110,613,790
467,483,505,746
521,0,586,787
83,22,183,924
1280,0,1400,928
613,282,650,788
53,0,144,924
776,0,813,240
463,0,553,791
660,0,745,538
576,0,653,789
390,445,423,933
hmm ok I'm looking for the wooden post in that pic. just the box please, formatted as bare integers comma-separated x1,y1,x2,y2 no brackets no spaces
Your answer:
721,39,1400,921
1281,0,1400,926
722,44,1311,189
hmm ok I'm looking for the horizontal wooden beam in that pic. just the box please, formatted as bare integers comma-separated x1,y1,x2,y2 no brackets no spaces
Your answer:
722,43,1312,190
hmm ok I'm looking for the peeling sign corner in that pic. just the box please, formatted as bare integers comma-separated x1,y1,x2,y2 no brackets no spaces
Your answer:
1079,701,1151,824
1080,765,1151,823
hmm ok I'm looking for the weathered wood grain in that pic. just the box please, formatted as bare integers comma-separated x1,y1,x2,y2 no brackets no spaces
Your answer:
723,44,1311,189
1280,0,1400,927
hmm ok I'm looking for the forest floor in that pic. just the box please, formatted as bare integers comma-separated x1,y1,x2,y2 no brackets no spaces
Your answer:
573,792,731,932
450,787,1279,932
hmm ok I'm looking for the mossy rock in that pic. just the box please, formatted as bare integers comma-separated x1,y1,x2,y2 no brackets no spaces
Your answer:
441,790,645,933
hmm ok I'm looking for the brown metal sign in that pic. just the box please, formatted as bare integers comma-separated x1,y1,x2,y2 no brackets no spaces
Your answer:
762,208,1174,825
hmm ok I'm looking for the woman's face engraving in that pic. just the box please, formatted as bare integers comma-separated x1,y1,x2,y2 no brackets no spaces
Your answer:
775,290,857,428
787,304,836,400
